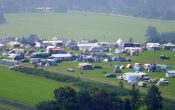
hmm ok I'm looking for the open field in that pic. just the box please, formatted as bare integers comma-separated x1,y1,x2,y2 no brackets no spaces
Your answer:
0,65,69,105
0,12,175,43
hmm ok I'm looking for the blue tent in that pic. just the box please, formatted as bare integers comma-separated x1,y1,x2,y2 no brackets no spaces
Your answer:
134,65,143,72
128,77,138,85
149,64,157,72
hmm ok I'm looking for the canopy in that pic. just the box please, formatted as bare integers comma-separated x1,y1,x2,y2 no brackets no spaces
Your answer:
116,38,124,46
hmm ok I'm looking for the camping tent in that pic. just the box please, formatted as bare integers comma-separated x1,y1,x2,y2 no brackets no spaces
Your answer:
126,64,132,68
163,42,175,50
116,38,124,47
128,77,138,85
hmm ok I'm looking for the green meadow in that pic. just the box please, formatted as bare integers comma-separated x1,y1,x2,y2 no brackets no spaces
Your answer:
0,12,175,43
0,66,68,105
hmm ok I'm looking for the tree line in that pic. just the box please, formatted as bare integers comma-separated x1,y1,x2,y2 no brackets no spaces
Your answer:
146,26,175,43
0,0,175,20
36,85,163,110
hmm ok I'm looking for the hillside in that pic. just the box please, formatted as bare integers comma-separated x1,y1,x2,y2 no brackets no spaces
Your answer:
0,12,175,43
1,0,175,20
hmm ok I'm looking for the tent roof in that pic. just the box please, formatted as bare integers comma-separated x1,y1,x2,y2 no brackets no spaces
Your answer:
116,38,124,44
163,42,175,47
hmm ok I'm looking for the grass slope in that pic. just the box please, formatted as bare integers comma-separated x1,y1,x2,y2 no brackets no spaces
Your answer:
0,12,175,43
0,66,68,105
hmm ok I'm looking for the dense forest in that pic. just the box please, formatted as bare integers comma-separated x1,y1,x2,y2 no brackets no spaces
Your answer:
0,0,175,20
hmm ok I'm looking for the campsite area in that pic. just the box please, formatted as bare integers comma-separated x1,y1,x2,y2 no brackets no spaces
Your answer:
1,45,175,109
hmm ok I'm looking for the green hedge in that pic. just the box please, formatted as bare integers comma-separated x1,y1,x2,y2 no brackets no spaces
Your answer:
17,67,129,96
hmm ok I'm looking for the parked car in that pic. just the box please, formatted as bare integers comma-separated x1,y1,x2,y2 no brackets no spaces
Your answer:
105,73,116,78
142,76,150,80
156,78,168,86
159,78,168,83
137,81,147,87
67,68,74,72
160,55,170,59
93,65,103,69
148,78,158,83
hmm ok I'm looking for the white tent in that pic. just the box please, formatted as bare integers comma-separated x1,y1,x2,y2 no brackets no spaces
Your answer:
163,42,175,47
116,38,124,46
8,41,21,48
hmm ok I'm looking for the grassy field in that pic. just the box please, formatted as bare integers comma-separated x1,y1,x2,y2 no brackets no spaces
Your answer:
0,12,175,43
0,65,69,105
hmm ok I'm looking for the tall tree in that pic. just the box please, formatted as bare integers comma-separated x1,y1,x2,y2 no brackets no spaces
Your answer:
128,37,134,43
36,101,56,110
36,87,124,110
124,98,132,110
144,85,163,110
54,87,78,110
145,26,160,43
0,10,5,24
130,85,141,110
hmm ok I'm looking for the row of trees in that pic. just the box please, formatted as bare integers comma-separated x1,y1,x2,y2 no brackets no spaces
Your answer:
36,85,163,110
146,26,175,43
1,0,175,20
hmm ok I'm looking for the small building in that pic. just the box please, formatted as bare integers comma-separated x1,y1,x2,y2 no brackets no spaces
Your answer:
78,63,93,70
166,70,175,78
